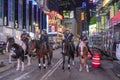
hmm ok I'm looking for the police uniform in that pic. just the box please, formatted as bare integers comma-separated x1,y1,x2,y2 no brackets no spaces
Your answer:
62,32,75,51
40,34,49,50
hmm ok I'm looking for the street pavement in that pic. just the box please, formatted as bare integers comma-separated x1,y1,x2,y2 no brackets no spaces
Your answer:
0,49,120,80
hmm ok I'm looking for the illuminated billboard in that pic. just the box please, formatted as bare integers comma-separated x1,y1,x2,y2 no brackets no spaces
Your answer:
47,15,58,34
63,10,74,18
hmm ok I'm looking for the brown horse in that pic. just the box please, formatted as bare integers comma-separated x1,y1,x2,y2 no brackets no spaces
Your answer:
62,40,75,70
28,40,53,69
78,41,89,72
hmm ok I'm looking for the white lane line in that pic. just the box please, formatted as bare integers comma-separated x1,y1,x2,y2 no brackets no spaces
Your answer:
14,58,62,80
14,69,36,80
47,60,62,77
40,58,62,80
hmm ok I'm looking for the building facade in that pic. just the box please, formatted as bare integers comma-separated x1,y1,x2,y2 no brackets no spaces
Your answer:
0,0,47,40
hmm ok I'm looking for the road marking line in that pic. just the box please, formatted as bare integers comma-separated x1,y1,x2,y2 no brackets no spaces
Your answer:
14,58,62,80
40,58,62,80
14,69,36,80
48,60,62,77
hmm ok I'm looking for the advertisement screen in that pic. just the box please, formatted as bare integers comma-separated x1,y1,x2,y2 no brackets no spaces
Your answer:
47,15,58,34
48,24,57,33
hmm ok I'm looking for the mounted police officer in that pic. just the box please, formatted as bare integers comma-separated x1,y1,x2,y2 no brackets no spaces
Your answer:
79,32,88,43
62,29,75,52
40,29,49,52
20,29,30,54
20,29,30,43
76,32,92,56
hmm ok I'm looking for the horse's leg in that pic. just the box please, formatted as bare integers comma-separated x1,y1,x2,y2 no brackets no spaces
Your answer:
43,55,46,69
16,58,20,71
85,56,89,72
72,53,75,65
46,53,50,65
38,58,41,69
79,56,83,72
27,54,31,66
68,56,71,70
62,55,65,70
21,56,24,71
9,52,12,64
49,51,53,65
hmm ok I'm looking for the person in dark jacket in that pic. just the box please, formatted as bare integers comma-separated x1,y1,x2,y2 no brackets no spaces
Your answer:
64,30,74,42
62,30,75,52
20,29,30,54
40,30,49,51
20,29,30,43
79,33,88,42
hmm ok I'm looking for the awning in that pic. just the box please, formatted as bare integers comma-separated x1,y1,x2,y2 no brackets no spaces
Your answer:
110,11,120,27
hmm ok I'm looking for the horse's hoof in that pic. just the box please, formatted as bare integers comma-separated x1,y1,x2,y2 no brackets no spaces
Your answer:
39,66,41,69
62,67,64,70
86,69,89,72
16,69,19,71
43,66,46,69
68,67,70,70
79,68,82,72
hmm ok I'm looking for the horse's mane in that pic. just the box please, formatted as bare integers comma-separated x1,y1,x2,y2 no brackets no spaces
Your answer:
30,39,42,49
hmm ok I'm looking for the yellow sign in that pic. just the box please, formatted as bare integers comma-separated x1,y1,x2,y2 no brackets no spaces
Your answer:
81,12,84,21
102,0,110,7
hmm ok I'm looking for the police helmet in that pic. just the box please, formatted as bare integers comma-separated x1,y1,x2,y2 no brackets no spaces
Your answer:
23,29,27,32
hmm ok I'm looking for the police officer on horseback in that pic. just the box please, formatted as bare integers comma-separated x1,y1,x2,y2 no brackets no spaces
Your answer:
40,29,49,52
20,29,30,43
79,31,88,43
62,29,75,52
78,32,92,56
20,29,30,54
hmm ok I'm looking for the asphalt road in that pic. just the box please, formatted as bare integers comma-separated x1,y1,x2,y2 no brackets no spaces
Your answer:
0,48,120,80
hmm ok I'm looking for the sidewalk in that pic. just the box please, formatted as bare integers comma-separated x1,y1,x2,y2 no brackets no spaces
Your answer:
101,60,120,80
113,61,120,77
0,53,15,73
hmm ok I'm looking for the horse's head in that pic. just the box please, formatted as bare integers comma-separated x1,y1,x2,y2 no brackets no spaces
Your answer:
79,41,86,47
78,41,88,56
7,37,15,45
6,37,15,52
63,41,71,54
28,40,36,53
